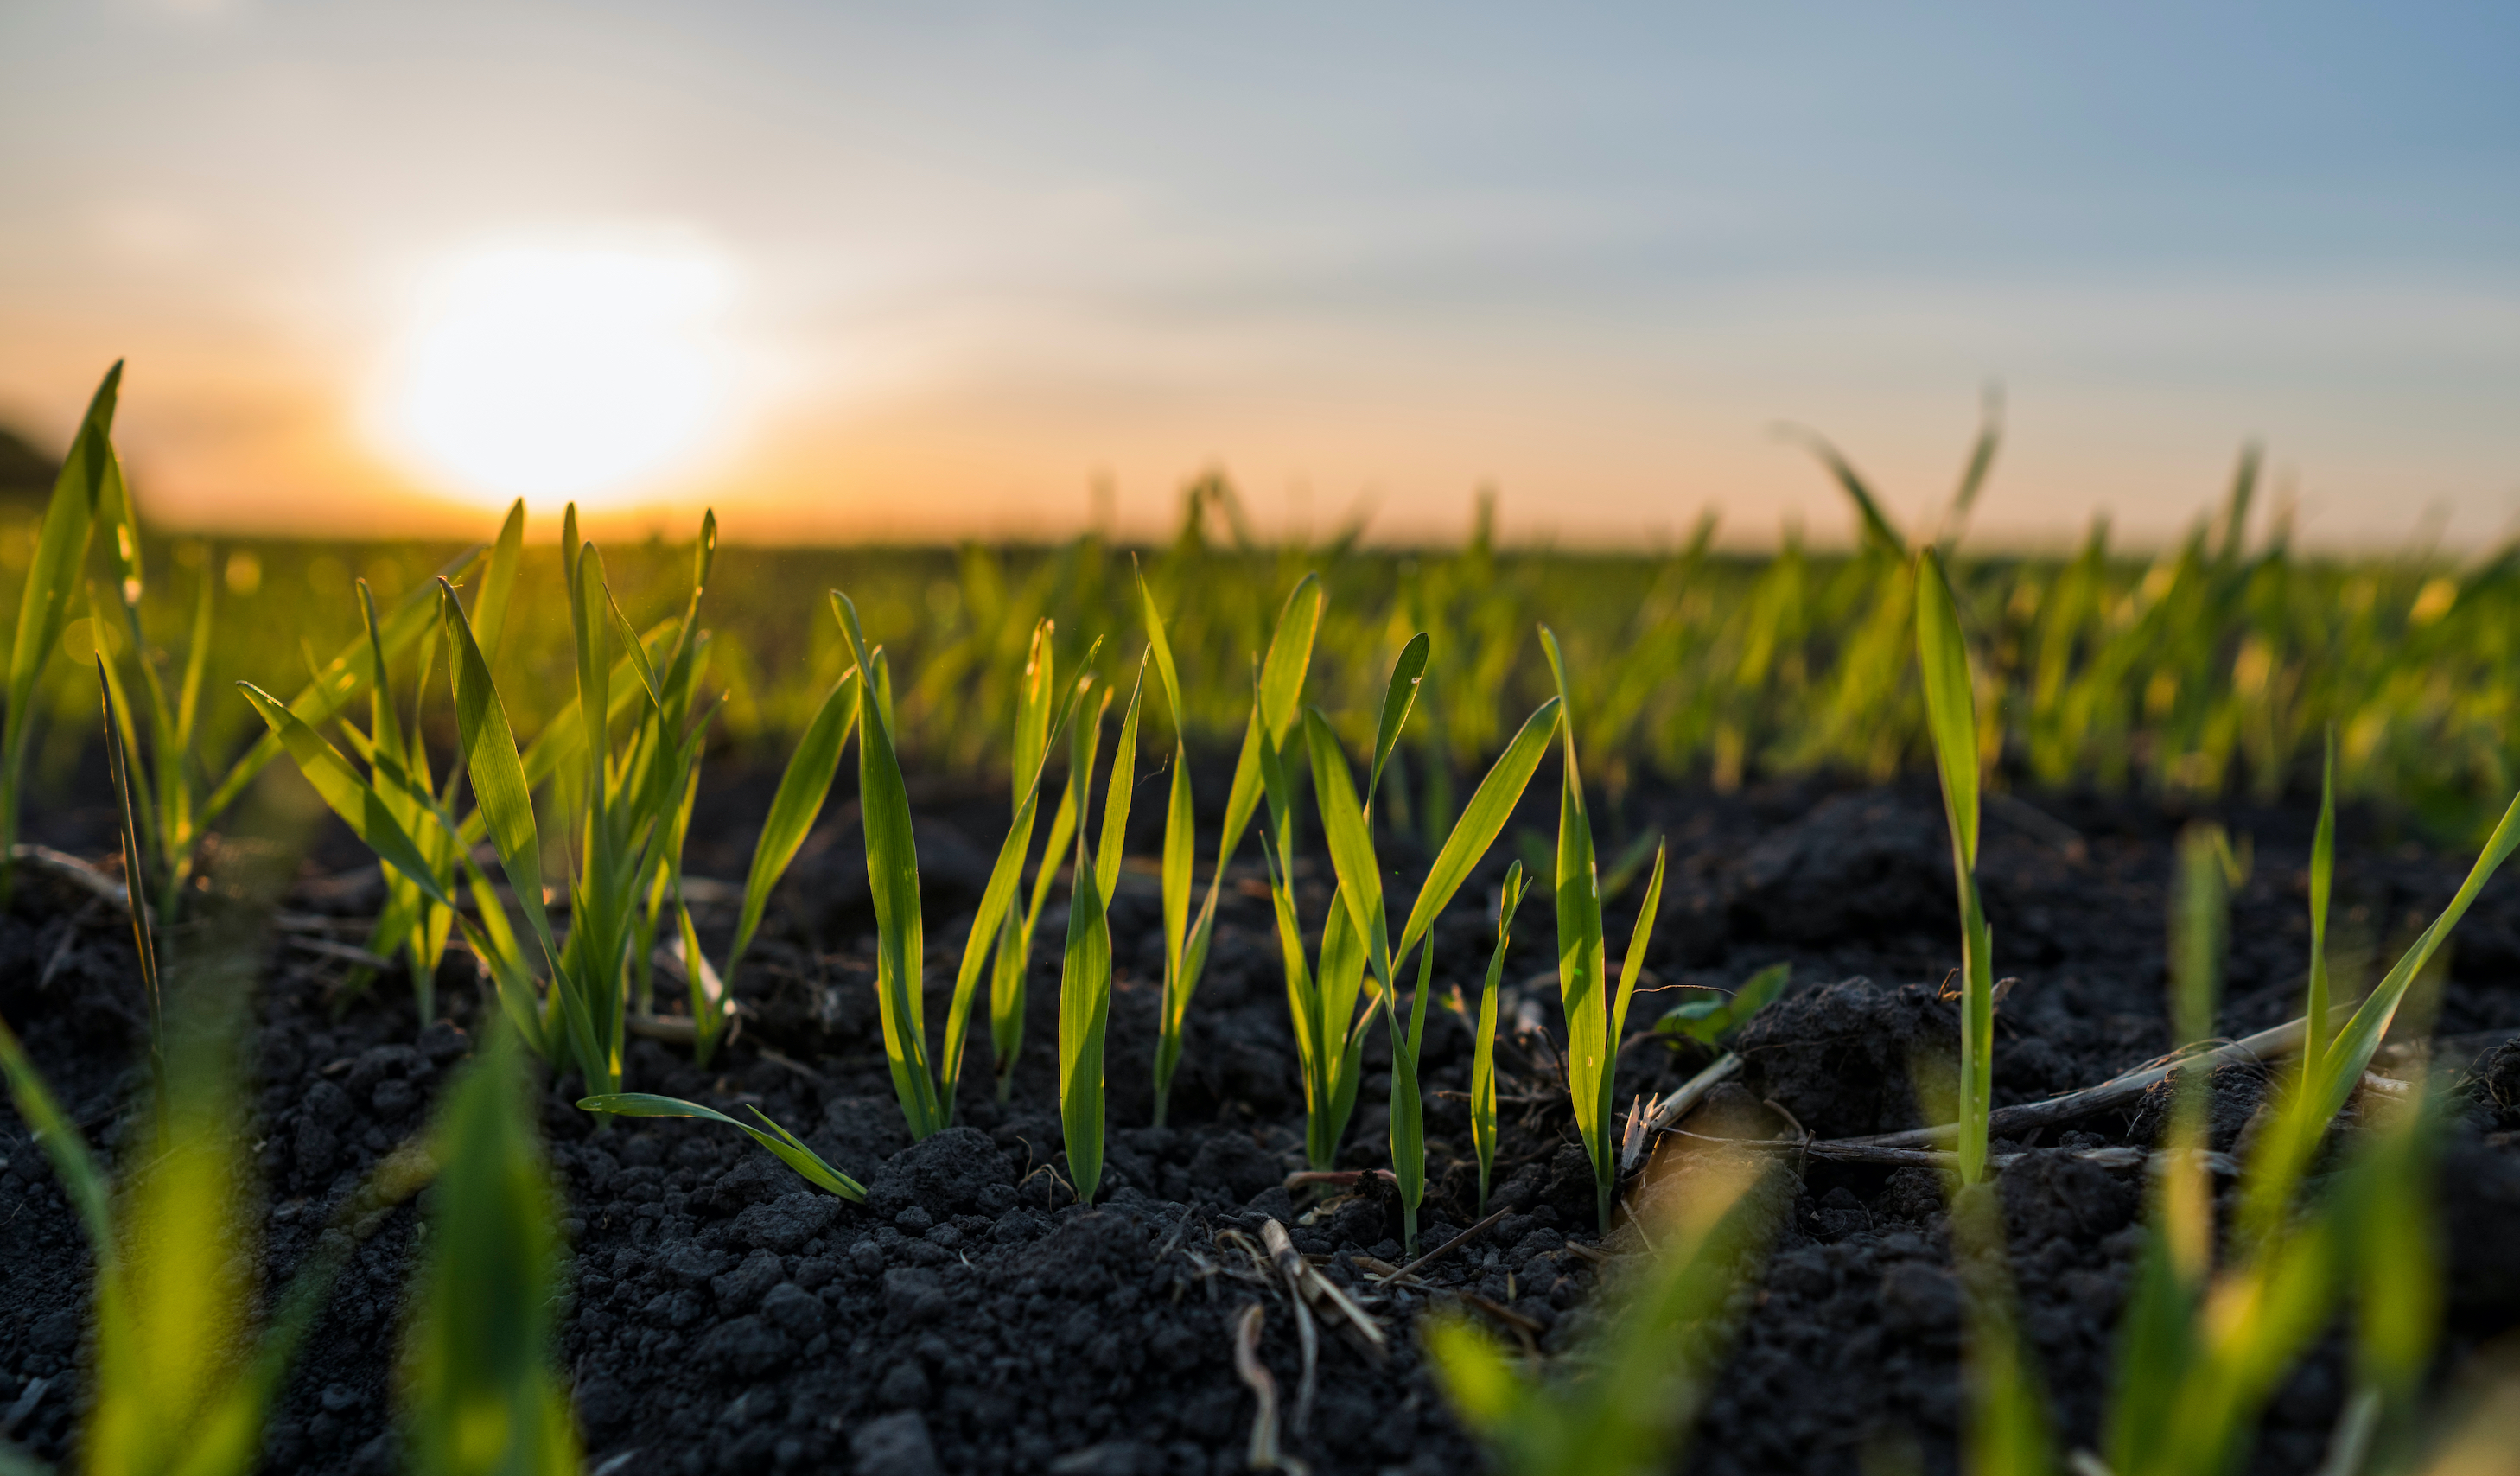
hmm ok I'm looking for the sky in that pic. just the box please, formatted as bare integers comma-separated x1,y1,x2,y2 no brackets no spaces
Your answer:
0,1,2514,549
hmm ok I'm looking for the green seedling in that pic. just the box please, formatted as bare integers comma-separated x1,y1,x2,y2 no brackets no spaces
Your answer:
1469,861,1529,1217
2097,728,2503,1476
407,1030,580,1475
1139,566,1218,1128
1240,574,1332,1136
832,588,946,1137
939,620,1098,1115
1654,961,1789,1047
1058,656,1145,1204
1428,1148,1778,1476
676,652,871,1069
1539,626,1667,1231
1914,544,1996,1183
12,366,480,934
575,1092,865,1199
1308,634,1562,1251
97,660,166,1100
333,504,525,1021
0,365,119,906
985,622,1084,1101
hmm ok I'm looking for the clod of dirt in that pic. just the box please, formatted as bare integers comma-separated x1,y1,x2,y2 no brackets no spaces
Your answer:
1998,1149,2141,1244
1727,792,1949,945
2126,1062,2268,1152
851,1409,941,1476
865,1126,1017,1218
2466,1040,2520,1129
1733,976,1959,1138
2440,1128,2520,1327
1690,1082,1792,1142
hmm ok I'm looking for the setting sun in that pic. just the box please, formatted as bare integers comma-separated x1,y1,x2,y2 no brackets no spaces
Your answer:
372,236,737,507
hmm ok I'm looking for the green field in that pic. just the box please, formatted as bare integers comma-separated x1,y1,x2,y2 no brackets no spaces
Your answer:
3,370,2517,1476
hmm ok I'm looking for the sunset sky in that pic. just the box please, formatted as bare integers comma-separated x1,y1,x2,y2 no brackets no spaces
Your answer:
2,2,2514,549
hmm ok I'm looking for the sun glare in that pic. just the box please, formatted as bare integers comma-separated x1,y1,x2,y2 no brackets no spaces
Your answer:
375,236,737,506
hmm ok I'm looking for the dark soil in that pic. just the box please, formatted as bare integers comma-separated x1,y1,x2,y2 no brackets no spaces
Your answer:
5,768,2519,1476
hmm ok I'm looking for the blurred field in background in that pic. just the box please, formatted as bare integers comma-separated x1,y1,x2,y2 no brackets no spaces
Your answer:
12,465,2516,841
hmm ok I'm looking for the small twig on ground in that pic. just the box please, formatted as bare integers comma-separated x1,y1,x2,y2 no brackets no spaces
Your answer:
286,935,396,971
10,844,130,912
1261,1218,1387,1362
1282,1168,1396,1193
1255,1223,1321,1430
1372,1205,1511,1284
1232,1303,1308,1476
1456,1291,1545,1353
1625,1051,1742,1170
752,1047,824,1084
1837,1009,2345,1149
1664,1129,2242,1177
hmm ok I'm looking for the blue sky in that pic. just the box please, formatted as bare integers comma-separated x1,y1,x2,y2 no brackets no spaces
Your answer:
1,1,2512,545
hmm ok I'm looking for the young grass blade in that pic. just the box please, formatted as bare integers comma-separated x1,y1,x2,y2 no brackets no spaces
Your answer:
98,659,166,1097
0,1015,111,1248
832,590,942,1138
604,577,665,714
1258,573,1326,748
725,670,861,978
941,642,1099,1118
1428,1150,1775,1476
1949,1184,2055,1476
438,580,557,961
2307,779,2520,1128
1369,633,1430,806
2,363,118,894
1472,862,1528,1216
1307,709,1391,983
469,499,528,665
1932,383,2005,549
1137,567,1200,1124
1538,627,1614,1228
1094,656,1148,904
1305,705,1427,1242
1394,696,1560,964
1779,422,1905,557
1059,685,1117,1203
234,682,456,913
998,724,1084,1100
407,1032,581,1475
1915,546,1995,1184
1389,938,1436,1254
168,557,216,855
1601,843,1669,1133
439,579,599,1084
85,1015,272,1476
577,1094,866,1199
197,540,487,830
455,868,548,1059
2305,730,2337,1076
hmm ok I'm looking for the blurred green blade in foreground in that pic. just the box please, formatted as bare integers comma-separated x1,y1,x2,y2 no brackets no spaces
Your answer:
410,1032,581,1476
1429,1148,1779,1476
